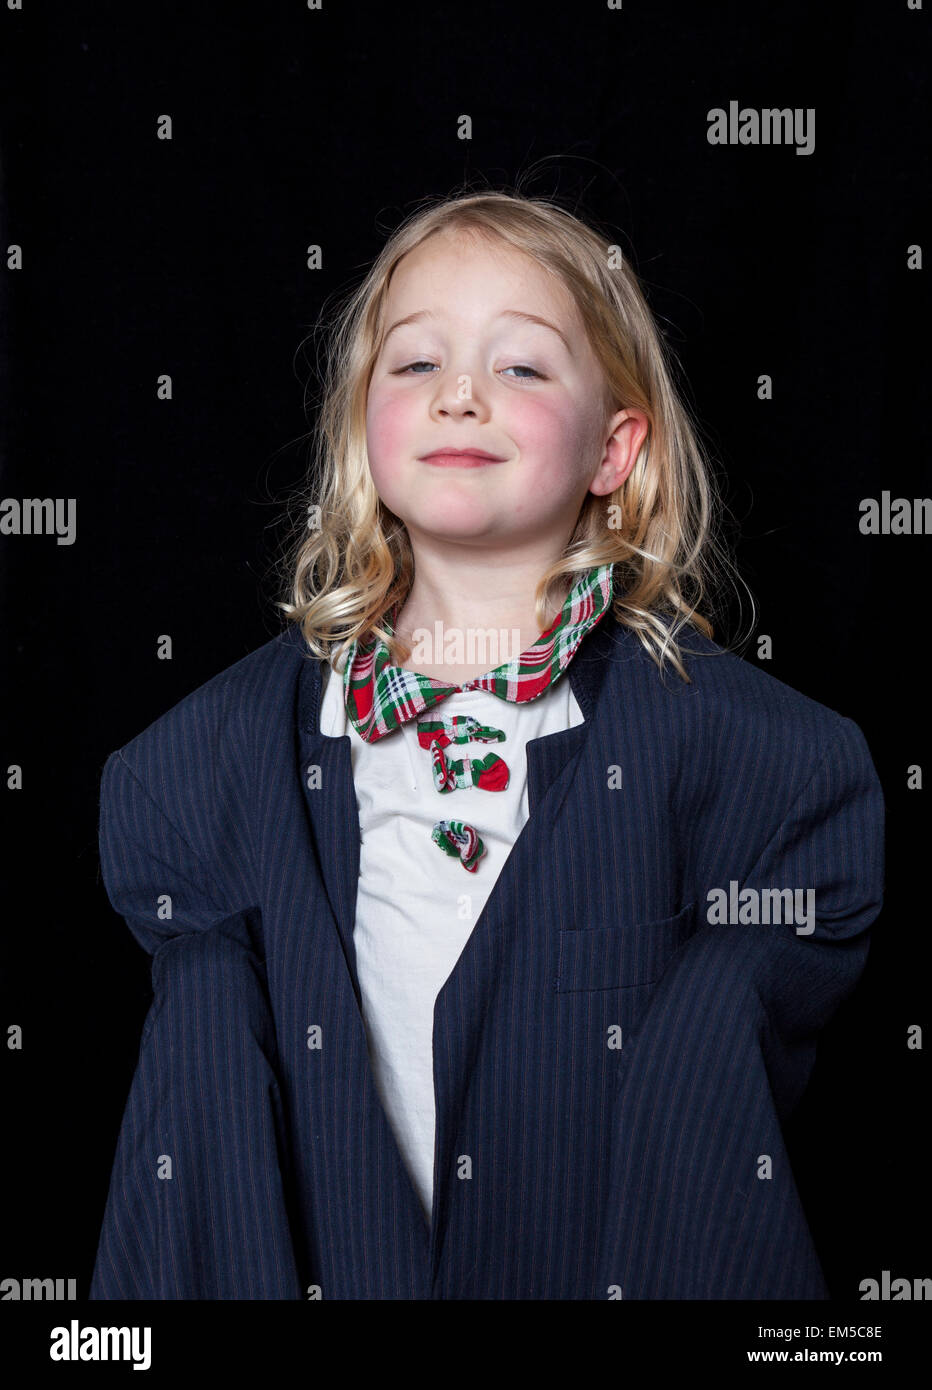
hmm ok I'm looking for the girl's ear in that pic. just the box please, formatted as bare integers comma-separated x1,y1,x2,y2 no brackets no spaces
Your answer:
590,408,649,496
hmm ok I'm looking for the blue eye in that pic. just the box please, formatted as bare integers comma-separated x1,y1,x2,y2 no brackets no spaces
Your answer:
502,365,542,380
394,362,543,380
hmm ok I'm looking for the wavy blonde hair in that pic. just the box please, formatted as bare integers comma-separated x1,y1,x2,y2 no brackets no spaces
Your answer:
276,188,749,681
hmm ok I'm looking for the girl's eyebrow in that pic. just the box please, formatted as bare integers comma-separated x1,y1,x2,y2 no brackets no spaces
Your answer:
383,307,573,356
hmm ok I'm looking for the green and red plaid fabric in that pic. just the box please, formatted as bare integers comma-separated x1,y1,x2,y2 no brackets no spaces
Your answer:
428,746,510,794
340,563,615,870
342,563,615,738
431,820,486,873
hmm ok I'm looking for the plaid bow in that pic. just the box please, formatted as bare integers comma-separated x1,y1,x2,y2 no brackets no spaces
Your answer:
415,714,506,749
431,820,486,873
427,744,510,794
340,564,614,870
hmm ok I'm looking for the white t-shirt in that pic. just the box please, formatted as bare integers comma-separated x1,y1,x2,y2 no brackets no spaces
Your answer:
318,657,585,1225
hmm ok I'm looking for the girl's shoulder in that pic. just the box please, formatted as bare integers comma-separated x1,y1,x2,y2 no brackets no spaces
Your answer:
604,614,867,767
101,625,316,815
115,625,309,753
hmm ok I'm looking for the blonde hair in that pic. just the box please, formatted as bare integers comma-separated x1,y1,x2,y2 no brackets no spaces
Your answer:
275,188,750,681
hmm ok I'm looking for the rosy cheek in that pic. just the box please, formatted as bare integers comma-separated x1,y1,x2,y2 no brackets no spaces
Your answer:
366,387,413,473
509,395,580,458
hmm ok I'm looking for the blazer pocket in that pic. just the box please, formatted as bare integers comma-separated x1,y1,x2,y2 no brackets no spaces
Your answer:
555,901,696,993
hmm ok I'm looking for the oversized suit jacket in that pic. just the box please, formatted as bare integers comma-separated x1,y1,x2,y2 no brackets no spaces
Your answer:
88,607,885,1300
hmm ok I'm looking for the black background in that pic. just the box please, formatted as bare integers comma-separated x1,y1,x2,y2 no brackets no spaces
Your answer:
0,0,928,1316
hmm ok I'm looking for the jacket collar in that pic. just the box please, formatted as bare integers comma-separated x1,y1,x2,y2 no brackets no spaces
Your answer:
339,563,616,743
282,585,625,1007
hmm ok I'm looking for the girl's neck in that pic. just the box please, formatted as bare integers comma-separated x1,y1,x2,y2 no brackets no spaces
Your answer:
391,579,571,685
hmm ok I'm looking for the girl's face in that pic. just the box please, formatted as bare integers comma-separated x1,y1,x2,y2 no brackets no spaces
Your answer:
365,229,632,556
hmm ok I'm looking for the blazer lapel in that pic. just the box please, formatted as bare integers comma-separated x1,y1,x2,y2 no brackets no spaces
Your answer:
287,632,366,1009
526,608,616,816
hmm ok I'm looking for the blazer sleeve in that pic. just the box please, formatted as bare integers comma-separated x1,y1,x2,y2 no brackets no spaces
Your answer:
690,711,883,1052
595,713,885,1299
90,746,305,1299
98,745,252,958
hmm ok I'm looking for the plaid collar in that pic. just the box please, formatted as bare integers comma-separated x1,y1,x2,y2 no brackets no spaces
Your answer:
341,563,615,744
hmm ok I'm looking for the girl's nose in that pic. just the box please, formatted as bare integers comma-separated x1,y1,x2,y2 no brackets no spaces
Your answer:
433,368,482,412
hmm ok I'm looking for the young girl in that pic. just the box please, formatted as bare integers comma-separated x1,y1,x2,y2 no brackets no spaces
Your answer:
90,190,885,1301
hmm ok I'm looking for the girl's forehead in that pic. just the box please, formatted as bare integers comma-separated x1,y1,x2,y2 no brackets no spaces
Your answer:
385,235,577,325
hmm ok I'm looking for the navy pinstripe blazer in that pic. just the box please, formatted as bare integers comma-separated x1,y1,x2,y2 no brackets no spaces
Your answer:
89,606,885,1300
